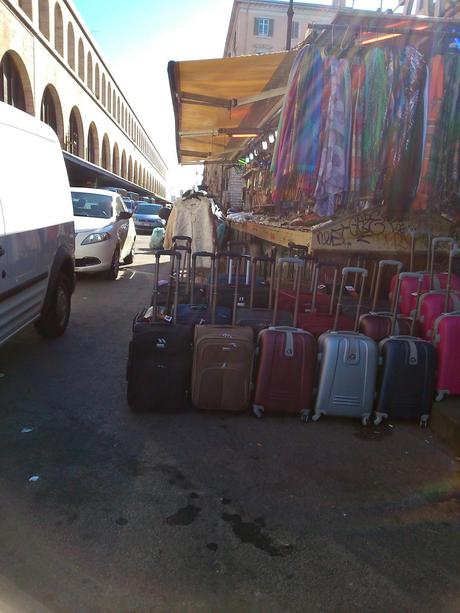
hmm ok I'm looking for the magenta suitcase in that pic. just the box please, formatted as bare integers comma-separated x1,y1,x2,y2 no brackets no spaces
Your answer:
433,312,460,401
253,257,317,420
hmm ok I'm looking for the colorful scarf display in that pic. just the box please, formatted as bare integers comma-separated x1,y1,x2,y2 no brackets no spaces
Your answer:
270,43,460,219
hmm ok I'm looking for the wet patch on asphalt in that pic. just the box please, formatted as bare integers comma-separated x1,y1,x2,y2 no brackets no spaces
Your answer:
221,513,293,557
166,504,201,526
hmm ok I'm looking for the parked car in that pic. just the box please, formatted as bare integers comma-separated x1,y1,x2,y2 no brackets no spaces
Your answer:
133,203,165,234
72,188,136,280
0,102,75,345
127,191,140,202
105,186,128,198
122,198,136,212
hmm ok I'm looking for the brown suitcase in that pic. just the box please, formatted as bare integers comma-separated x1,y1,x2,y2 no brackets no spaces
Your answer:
191,253,255,412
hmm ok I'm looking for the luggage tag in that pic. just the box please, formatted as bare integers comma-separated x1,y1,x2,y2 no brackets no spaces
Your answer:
345,285,359,298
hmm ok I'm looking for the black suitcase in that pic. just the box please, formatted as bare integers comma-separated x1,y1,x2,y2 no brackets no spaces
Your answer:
127,250,192,412
155,235,193,306
375,335,436,427
216,251,271,309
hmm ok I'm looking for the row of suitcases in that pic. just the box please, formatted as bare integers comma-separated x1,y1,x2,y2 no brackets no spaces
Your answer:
126,246,459,426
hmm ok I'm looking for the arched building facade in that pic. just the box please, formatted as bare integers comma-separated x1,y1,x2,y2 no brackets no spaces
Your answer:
0,0,167,196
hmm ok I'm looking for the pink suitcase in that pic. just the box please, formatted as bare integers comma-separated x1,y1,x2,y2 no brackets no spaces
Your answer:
416,247,460,339
253,257,317,420
433,312,460,401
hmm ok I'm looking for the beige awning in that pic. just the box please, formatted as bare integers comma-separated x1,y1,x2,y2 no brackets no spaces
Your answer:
168,51,296,165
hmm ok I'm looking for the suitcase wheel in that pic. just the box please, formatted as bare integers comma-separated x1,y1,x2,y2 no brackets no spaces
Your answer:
253,405,264,419
435,391,446,403
373,414,384,426
419,415,429,428
361,415,371,427
300,410,310,424
311,412,322,422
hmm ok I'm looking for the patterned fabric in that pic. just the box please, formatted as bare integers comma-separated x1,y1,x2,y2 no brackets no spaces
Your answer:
314,58,351,217
412,55,445,212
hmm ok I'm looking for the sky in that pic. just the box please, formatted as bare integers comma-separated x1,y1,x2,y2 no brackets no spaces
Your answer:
73,0,402,197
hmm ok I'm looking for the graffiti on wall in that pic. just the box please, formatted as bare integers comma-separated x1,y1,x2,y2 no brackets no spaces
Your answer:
313,207,458,253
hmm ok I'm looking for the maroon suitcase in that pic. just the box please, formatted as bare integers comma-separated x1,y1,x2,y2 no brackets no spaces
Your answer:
253,257,317,420
297,263,353,337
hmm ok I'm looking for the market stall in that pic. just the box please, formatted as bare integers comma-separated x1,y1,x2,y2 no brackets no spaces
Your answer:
169,10,460,263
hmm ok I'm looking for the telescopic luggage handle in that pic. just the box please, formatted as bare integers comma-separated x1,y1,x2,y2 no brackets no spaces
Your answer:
334,267,368,332
247,255,275,309
213,251,243,325
372,260,403,311
430,236,455,289
273,257,305,327
191,251,215,305
153,249,181,323
444,247,460,313
310,263,339,316
391,272,423,336
172,235,192,248
409,230,432,272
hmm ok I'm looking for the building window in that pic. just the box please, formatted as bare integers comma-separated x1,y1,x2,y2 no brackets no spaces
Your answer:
292,21,299,39
254,17,273,37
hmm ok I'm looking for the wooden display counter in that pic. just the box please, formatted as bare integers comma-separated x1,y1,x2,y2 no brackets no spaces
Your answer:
230,220,312,250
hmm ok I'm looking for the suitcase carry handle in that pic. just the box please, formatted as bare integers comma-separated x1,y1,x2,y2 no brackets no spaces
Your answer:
170,244,192,298
372,260,403,311
392,272,423,336
334,267,368,332
190,251,215,305
152,250,181,323
273,257,304,327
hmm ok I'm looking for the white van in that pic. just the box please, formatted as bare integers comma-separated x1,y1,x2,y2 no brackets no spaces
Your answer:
0,102,75,346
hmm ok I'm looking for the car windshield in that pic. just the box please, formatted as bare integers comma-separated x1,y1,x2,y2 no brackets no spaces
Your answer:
135,204,161,215
72,193,113,219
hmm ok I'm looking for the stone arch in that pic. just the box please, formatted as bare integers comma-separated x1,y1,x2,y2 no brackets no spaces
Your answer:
95,63,100,99
121,150,127,178
121,102,125,129
134,160,138,185
112,91,117,117
68,105,84,157
0,50,34,115
38,0,50,39
112,143,120,175
128,156,133,182
19,0,33,19
87,121,99,165
78,39,84,80
40,84,64,146
101,134,110,171
86,52,93,91
67,22,75,69
107,82,111,112
54,3,64,56
117,97,120,123
101,73,106,106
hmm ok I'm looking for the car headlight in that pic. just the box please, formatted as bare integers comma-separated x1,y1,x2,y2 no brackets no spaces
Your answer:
82,232,111,245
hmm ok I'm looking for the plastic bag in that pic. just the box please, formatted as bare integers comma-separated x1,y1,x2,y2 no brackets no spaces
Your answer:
149,227,165,250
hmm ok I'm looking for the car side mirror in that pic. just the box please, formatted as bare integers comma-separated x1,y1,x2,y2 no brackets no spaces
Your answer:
118,211,132,220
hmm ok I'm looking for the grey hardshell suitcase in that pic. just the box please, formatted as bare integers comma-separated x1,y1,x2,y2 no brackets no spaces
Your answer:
313,267,378,425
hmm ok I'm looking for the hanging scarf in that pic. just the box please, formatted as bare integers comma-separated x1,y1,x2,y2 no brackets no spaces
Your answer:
314,57,352,217
348,58,365,202
412,55,445,212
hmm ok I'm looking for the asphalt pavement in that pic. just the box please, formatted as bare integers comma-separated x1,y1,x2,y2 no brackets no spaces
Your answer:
0,235,459,613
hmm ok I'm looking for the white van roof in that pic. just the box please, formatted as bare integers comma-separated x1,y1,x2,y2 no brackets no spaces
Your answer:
0,101,58,143
71,188,118,197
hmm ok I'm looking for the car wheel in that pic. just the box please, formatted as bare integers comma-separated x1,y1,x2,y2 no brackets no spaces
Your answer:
35,272,72,339
105,246,120,280
124,242,135,265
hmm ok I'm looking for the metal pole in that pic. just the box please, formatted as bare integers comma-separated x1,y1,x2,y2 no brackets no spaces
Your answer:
286,0,294,51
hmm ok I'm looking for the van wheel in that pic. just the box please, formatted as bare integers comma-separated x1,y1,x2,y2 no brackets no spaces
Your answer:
124,243,135,265
106,246,120,280
35,273,71,339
